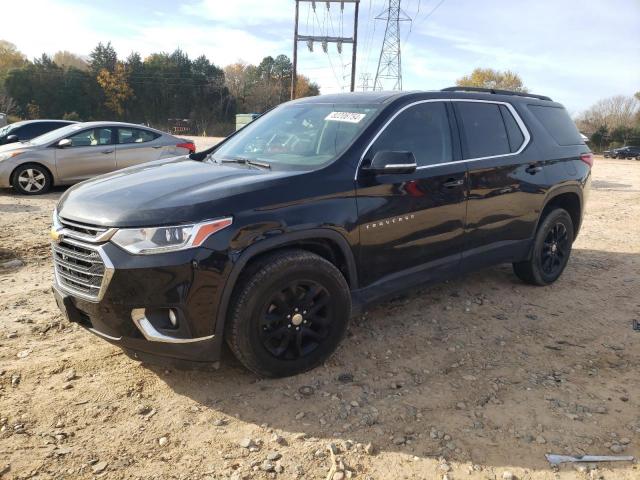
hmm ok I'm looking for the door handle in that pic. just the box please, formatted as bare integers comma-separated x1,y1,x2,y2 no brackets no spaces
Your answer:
442,178,464,188
152,145,163,149
525,164,542,174
101,149,114,154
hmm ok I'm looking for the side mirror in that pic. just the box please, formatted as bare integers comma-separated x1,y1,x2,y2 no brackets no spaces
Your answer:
367,150,417,174
57,138,72,148
5,134,19,144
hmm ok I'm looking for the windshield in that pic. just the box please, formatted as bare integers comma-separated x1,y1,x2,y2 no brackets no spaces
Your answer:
29,123,86,146
210,103,380,169
0,124,16,137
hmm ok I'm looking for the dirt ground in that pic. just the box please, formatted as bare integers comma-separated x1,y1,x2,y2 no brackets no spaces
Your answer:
0,157,638,480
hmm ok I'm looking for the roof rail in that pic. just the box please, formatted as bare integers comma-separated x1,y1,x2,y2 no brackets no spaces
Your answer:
441,86,552,102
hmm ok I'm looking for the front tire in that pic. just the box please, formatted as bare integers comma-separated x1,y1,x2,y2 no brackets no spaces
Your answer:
11,163,52,195
226,249,351,377
513,208,574,286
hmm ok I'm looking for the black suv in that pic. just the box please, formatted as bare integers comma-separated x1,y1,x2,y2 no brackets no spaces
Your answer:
604,146,640,160
0,119,78,145
51,87,592,377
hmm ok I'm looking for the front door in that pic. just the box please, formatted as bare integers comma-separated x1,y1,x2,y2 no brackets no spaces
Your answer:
355,100,468,287
55,127,116,183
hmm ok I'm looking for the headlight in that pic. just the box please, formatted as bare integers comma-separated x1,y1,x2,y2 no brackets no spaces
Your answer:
0,151,23,162
110,217,232,255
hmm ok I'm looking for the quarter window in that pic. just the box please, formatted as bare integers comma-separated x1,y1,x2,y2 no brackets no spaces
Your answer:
367,102,452,167
456,102,510,159
68,128,114,147
118,128,159,144
499,105,525,152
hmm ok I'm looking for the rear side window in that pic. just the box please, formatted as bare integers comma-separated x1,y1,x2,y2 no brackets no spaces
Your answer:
528,105,583,146
68,128,114,147
456,102,510,159
499,105,525,152
118,128,160,144
368,102,452,167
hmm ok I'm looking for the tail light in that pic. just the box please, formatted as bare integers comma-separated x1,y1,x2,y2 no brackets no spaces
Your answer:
177,142,196,153
580,153,594,167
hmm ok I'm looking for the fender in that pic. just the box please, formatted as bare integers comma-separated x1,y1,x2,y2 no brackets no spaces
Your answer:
534,182,584,237
213,228,358,339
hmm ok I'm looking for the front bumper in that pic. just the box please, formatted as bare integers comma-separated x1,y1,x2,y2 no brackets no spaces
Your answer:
52,239,231,365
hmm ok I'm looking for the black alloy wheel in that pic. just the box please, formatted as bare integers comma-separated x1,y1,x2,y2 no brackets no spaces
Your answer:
226,249,351,377
259,280,332,360
513,208,574,286
540,222,570,277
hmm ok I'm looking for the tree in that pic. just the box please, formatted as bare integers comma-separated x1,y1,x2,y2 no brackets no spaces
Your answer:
295,74,320,98
89,42,117,74
53,51,89,71
96,62,133,117
456,68,528,92
0,92,16,114
576,95,639,133
0,40,27,87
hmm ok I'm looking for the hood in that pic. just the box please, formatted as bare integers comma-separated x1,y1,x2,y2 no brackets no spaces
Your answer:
57,158,297,227
0,141,34,153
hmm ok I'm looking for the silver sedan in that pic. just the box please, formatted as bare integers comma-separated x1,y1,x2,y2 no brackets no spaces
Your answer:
0,121,195,194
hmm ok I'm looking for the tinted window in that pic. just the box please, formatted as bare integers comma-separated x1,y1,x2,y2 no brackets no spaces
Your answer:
118,128,160,144
367,102,452,167
499,105,525,152
68,128,114,147
457,102,510,159
529,105,583,146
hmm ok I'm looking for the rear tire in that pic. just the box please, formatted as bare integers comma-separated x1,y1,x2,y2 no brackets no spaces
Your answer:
11,163,52,195
513,208,574,286
226,249,351,377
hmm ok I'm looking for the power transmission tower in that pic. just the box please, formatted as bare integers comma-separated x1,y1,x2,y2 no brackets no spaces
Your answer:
292,0,360,99
373,0,411,91
359,72,373,91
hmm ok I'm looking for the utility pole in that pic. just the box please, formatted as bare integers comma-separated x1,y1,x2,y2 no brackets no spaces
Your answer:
374,0,411,91
291,0,360,100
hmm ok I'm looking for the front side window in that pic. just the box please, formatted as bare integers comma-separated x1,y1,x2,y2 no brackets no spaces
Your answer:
118,128,159,144
457,102,510,159
68,128,113,147
210,103,380,169
366,101,452,167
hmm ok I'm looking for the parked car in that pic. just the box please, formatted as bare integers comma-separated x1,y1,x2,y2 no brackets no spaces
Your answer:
604,146,640,159
51,87,592,377
0,119,77,146
0,121,195,194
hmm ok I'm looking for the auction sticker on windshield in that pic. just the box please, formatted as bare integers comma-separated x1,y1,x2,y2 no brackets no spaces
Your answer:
325,111,367,123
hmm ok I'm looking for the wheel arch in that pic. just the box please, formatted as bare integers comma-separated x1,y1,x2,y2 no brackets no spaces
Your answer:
537,188,583,240
10,161,55,187
214,229,357,339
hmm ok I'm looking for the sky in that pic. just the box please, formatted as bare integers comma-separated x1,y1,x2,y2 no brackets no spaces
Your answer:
3,0,639,114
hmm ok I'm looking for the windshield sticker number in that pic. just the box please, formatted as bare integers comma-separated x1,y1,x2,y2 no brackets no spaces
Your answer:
325,112,366,124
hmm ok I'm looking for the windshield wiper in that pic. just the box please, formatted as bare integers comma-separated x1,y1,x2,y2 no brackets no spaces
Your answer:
219,157,271,170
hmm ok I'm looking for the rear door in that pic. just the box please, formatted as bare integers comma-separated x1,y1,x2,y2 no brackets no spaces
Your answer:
454,100,546,269
54,127,116,182
355,100,468,287
115,127,164,169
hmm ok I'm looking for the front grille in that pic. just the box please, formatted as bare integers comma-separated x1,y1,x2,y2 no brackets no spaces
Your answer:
53,239,107,300
59,217,110,241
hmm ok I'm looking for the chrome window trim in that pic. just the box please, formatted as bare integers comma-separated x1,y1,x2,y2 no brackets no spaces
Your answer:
354,98,531,178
